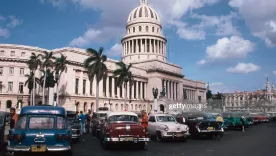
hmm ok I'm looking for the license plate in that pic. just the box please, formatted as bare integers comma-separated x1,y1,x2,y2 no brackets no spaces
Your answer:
31,145,46,152
207,127,214,130
124,137,134,141
176,133,183,137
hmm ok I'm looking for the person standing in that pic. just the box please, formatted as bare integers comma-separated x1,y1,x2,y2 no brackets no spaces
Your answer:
241,116,246,132
85,110,92,134
141,110,148,131
216,114,224,127
78,111,86,134
10,107,19,129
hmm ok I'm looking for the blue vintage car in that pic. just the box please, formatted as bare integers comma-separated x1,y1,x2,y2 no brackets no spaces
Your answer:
7,106,72,156
205,113,228,130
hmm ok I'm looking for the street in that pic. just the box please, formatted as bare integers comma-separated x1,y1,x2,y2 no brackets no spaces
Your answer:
72,123,276,156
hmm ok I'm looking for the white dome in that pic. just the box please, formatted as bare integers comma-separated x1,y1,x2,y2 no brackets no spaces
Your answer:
127,0,160,24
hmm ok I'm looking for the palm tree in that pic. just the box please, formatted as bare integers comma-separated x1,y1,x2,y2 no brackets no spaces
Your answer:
41,51,55,104
26,53,42,105
55,54,68,106
25,72,40,105
84,47,108,112
113,61,134,111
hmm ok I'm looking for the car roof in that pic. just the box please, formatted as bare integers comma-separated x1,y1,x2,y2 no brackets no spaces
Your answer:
150,113,173,117
107,111,138,118
96,111,111,114
20,106,66,116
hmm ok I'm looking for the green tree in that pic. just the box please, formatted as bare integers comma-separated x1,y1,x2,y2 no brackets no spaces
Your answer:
206,90,213,99
41,51,55,104
54,54,68,105
113,61,134,111
26,53,42,105
84,47,108,112
24,72,40,105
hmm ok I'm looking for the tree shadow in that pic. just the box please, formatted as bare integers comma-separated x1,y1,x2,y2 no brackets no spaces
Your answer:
58,82,71,106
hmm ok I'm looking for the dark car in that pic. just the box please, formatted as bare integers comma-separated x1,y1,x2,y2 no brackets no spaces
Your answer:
175,112,224,139
67,111,81,142
0,111,7,151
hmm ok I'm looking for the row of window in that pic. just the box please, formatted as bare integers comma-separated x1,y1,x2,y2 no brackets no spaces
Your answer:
0,67,25,76
0,81,24,93
128,25,159,34
0,50,26,57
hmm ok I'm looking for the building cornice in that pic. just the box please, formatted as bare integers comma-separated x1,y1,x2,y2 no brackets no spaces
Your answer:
126,21,162,29
147,68,184,78
0,57,28,63
121,34,167,42
0,44,48,52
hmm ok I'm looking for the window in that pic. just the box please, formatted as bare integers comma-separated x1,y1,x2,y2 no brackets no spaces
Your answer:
152,27,154,32
10,51,15,56
0,50,4,56
0,82,2,93
8,82,13,92
133,27,135,33
83,79,86,94
198,96,202,103
21,52,25,57
0,67,3,76
149,116,156,122
57,117,66,129
146,26,149,32
19,82,24,93
16,116,27,129
75,78,79,94
9,67,14,75
20,68,24,75
156,116,176,122
29,117,54,129
139,26,142,32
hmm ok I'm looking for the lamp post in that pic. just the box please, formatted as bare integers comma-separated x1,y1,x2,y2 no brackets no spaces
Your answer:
152,88,158,113
55,71,59,106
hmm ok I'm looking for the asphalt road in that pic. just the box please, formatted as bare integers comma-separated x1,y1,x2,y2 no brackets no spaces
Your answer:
1,123,276,156
72,122,276,156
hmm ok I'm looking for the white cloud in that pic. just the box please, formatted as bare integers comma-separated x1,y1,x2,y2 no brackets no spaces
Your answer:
106,43,122,57
197,36,255,65
0,16,4,20
229,0,276,47
0,28,9,37
6,16,21,28
209,82,234,93
272,70,276,75
226,63,261,74
40,0,67,8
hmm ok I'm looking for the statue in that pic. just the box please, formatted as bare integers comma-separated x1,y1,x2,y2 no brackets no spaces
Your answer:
160,87,166,97
152,88,158,99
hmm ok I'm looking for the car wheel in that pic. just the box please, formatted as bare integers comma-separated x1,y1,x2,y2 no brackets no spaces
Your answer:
180,136,187,142
14,152,24,156
156,131,163,142
64,150,73,156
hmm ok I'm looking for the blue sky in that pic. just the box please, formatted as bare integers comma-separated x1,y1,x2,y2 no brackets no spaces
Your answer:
1,0,276,93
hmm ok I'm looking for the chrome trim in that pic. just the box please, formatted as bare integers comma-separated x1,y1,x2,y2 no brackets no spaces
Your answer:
47,146,71,152
7,146,71,152
105,137,150,142
34,138,46,143
36,132,44,138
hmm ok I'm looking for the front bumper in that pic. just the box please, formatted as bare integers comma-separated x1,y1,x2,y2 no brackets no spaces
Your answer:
72,133,81,139
161,131,190,138
197,128,224,133
104,137,150,142
7,145,71,152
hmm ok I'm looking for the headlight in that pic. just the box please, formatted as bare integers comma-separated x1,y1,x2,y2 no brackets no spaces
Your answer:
186,126,189,131
163,125,169,131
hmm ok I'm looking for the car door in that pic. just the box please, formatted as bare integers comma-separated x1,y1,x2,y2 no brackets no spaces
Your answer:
148,116,157,136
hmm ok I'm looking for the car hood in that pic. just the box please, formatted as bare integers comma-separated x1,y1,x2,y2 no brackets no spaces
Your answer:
159,122,187,128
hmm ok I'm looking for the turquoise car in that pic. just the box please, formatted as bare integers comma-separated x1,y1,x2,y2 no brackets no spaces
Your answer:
7,106,72,156
221,112,249,129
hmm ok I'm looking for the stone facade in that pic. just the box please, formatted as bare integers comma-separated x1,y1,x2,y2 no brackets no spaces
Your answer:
0,0,207,112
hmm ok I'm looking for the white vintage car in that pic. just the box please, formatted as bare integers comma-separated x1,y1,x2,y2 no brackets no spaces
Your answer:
148,113,190,142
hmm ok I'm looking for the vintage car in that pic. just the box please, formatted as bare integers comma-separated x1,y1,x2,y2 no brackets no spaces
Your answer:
266,112,276,121
67,111,81,142
242,113,254,125
148,113,189,142
250,113,263,124
99,111,149,150
7,106,72,156
175,112,224,139
90,111,111,136
205,113,228,130
0,111,7,151
221,112,249,129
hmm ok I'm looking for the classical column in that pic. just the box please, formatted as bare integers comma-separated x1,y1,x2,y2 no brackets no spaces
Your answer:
176,83,178,100
140,81,143,99
112,77,115,98
128,41,130,54
131,40,134,54
122,82,125,99
136,81,139,99
145,83,147,99
136,39,138,53
166,80,168,98
127,81,129,99
149,38,152,53
131,82,134,99
173,82,175,100
140,39,142,53
106,76,109,97
99,79,103,97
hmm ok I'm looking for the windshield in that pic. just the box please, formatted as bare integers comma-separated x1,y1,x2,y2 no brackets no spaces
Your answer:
29,117,55,129
97,113,107,118
108,115,138,123
156,116,176,122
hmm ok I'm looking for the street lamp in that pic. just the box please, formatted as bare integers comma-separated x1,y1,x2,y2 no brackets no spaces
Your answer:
55,71,59,106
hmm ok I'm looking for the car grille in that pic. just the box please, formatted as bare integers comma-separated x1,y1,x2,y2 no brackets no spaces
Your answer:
199,122,220,130
166,132,184,135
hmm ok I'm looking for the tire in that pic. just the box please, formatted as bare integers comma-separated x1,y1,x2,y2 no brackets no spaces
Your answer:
156,131,163,142
14,152,24,156
65,150,73,156
139,142,148,150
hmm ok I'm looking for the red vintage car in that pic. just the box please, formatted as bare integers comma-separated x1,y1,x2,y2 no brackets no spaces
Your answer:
99,112,150,150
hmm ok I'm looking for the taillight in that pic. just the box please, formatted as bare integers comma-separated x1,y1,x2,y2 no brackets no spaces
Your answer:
64,134,70,140
9,134,15,141
16,134,23,141
56,134,63,140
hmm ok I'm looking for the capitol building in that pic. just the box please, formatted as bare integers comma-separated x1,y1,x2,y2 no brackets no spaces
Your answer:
0,0,207,112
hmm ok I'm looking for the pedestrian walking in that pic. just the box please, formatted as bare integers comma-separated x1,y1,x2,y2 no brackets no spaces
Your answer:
241,116,246,132
141,110,149,131
85,110,92,134
78,111,86,134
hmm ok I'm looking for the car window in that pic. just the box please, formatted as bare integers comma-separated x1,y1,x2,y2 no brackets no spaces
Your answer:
108,115,138,123
57,117,66,129
17,116,27,129
29,117,54,129
149,116,156,122
156,116,176,122
97,113,107,118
